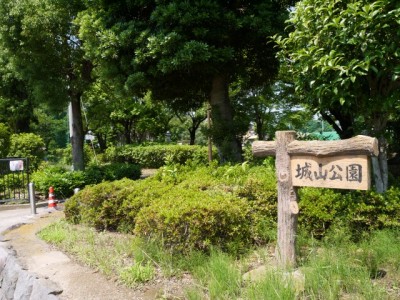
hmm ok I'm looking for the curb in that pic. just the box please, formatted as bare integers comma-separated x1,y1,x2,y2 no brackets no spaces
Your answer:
0,201,49,212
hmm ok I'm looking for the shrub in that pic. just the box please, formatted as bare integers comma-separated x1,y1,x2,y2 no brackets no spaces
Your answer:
74,180,132,231
84,163,141,184
134,188,252,255
64,177,170,232
117,179,174,233
344,187,400,236
0,123,11,158
64,162,400,257
8,133,45,171
31,166,86,198
55,143,97,166
105,144,215,168
298,186,400,240
32,163,141,198
298,187,344,238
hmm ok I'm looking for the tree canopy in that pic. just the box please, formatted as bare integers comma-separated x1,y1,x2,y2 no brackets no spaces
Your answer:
77,0,290,161
276,0,400,191
0,0,91,169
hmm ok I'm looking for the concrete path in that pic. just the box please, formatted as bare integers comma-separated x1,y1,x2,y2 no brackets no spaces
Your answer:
0,204,49,236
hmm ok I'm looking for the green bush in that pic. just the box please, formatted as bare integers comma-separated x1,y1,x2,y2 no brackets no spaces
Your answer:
105,144,216,168
0,123,11,158
72,180,132,231
134,188,252,255
117,179,174,233
344,187,400,235
0,174,24,190
65,178,165,232
298,186,400,239
55,143,97,166
8,133,45,171
32,163,140,198
84,163,141,185
298,187,344,238
63,162,400,256
31,166,86,198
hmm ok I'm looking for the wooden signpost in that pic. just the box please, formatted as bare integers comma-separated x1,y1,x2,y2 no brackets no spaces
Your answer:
252,131,378,268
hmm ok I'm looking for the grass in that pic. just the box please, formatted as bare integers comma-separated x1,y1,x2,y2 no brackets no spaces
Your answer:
38,220,400,299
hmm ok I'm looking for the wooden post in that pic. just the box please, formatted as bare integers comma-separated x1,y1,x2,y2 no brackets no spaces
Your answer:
275,131,298,268
252,133,378,269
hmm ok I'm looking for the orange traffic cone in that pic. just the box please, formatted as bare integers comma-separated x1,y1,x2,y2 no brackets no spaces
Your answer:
48,186,57,208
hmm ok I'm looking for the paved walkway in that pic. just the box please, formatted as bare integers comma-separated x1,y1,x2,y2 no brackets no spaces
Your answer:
0,205,151,299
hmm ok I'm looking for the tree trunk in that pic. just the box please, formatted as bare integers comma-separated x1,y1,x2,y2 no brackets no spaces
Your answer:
321,107,354,139
255,120,265,140
96,133,107,152
70,96,85,171
275,131,298,268
372,137,388,193
123,121,132,144
188,128,196,145
209,74,242,162
370,113,389,193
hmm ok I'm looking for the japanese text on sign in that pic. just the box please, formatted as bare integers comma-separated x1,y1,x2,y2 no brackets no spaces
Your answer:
290,155,370,190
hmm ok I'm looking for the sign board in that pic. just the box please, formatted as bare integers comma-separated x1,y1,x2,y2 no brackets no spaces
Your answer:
9,160,24,171
252,133,378,267
291,155,370,190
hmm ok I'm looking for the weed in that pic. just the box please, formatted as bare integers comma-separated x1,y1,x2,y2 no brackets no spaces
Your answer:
119,262,155,286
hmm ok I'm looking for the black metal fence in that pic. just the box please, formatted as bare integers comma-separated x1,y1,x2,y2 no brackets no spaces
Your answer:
0,158,29,204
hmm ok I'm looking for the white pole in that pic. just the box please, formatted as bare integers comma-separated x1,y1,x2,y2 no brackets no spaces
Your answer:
29,182,36,215
68,102,73,139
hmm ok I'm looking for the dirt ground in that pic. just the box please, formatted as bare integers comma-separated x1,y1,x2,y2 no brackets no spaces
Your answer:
3,209,192,300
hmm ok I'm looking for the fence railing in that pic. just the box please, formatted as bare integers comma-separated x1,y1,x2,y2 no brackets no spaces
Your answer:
0,158,29,204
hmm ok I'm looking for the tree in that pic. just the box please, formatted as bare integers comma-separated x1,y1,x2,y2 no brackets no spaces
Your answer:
31,106,69,151
0,52,36,133
276,0,400,192
175,107,207,145
0,123,11,157
0,0,90,170
77,1,290,162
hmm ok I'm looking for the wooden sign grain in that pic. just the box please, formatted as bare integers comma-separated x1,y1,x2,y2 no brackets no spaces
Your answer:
252,132,378,268
291,155,370,190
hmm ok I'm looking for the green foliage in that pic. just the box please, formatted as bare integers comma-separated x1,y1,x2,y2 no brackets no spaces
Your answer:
302,243,386,299
193,250,242,299
84,163,141,185
105,144,215,168
0,123,11,157
119,262,155,286
31,165,86,198
56,144,96,167
134,189,252,255
65,177,168,232
298,188,344,238
77,0,290,162
8,133,45,171
32,163,141,199
72,180,132,231
276,0,400,138
298,186,400,240
64,161,400,257
344,187,400,235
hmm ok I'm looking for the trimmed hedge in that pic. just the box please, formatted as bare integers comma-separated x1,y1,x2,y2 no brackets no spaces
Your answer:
298,187,400,238
105,144,217,168
64,163,400,255
66,179,133,230
32,163,141,198
65,178,174,232
134,188,252,255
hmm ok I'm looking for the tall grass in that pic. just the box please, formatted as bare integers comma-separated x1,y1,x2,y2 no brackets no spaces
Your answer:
38,221,400,299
